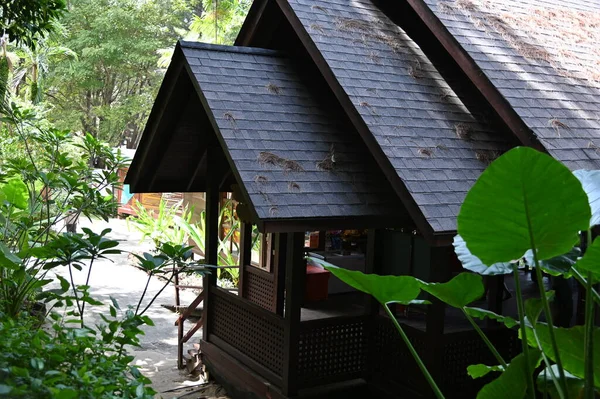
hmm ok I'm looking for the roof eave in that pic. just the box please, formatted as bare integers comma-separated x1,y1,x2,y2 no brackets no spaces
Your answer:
259,214,412,234
125,42,186,190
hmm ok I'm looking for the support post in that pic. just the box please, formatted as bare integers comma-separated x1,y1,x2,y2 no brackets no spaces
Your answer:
317,230,326,250
282,232,305,396
202,151,220,342
274,233,288,316
364,229,384,383
365,229,383,315
238,222,252,298
487,276,504,328
425,245,452,386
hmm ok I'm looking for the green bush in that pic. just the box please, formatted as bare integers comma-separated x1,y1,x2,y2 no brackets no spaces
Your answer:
0,312,155,398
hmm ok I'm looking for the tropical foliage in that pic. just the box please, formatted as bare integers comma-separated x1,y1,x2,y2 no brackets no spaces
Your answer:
0,2,250,396
190,0,253,45
0,0,67,48
130,196,260,286
0,101,209,397
328,147,600,398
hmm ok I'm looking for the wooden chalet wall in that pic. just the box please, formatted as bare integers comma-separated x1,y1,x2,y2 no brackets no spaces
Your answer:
116,167,184,217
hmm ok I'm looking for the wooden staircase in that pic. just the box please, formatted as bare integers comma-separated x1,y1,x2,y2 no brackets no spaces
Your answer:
173,265,240,372
174,271,204,371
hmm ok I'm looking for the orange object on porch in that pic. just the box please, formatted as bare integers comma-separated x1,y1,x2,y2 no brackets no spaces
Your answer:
305,265,331,302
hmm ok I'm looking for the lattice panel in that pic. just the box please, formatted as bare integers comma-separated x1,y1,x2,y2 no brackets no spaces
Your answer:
441,329,520,394
211,290,284,377
372,316,520,397
298,317,368,386
245,269,275,312
371,317,428,392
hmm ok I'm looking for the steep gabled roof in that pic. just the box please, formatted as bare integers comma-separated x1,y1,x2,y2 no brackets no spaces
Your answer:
127,41,404,231
411,0,600,170
261,0,513,237
181,41,402,223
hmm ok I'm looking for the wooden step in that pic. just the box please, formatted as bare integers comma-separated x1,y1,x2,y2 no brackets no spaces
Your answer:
184,350,203,374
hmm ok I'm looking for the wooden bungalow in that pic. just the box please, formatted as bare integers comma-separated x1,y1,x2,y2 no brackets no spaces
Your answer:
125,0,600,397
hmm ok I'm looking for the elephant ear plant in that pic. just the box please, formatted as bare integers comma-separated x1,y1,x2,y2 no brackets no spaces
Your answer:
326,147,600,398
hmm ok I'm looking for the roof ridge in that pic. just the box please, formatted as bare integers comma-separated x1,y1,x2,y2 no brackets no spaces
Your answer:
178,40,286,57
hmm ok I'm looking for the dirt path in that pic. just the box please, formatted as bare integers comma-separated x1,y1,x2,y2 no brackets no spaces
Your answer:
49,218,228,398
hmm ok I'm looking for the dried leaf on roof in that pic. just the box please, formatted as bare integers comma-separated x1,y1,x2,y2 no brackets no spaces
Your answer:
587,141,600,154
549,118,571,136
288,181,301,192
475,149,501,164
266,83,282,94
310,23,325,34
417,148,435,157
335,17,371,32
408,61,423,79
316,144,336,171
311,5,328,13
359,101,378,115
368,51,382,64
257,151,305,174
454,122,474,140
439,91,453,102
254,175,268,184
223,112,238,128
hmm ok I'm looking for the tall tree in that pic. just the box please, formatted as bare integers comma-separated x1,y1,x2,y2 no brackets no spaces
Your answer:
45,0,198,147
0,0,67,48
9,32,77,104
190,0,252,45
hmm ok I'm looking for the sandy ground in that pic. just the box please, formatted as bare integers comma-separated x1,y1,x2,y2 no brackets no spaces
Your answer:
48,218,229,398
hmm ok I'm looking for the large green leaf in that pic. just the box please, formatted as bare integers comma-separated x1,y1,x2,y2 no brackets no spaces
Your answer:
453,235,513,275
421,273,484,308
537,365,586,399
0,242,22,267
573,169,600,227
464,307,519,329
1,178,29,210
524,247,580,277
526,324,600,388
458,147,590,265
467,364,504,379
476,350,542,399
524,291,554,324
324,266,422,305
573,238,600,282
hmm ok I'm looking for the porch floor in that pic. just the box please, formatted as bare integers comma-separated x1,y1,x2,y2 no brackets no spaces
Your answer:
301,292,365,321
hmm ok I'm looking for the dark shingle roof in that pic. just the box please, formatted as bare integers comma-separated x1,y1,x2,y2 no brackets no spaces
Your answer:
287,0,512,232
424,0,600,170
179,41,400,221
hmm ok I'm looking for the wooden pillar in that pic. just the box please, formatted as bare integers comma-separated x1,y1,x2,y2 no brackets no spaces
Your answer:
317,230,326,250
273,232,288,316
365,229,383,315
364,229,384,383
424,245,452,388
487,276,504,328
282,232,305,396
202,151,220,342
237,222,253,298
424,246,451,335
